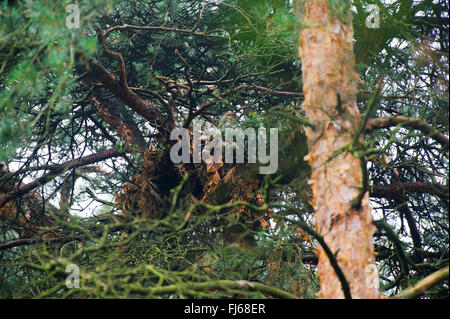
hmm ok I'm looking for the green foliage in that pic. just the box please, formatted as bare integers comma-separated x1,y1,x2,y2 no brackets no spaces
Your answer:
328,0,352,23
0,0,118,161
0,0,448,300
0,181,317,298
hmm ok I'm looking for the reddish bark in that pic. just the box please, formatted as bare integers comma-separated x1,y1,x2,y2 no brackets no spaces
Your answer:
91,94,146,150
298,0,380,298
87,60,163,127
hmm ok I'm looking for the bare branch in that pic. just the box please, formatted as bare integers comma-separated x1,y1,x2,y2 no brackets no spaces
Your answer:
0,148,121,209
96,25,128,88
86,59,163,127
370,182,449,201
365,116,449,149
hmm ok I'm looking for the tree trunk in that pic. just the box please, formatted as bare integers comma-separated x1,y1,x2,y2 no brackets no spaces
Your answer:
298,0,380,298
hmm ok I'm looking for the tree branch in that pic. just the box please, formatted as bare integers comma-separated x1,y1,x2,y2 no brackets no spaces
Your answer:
128,279,299,299
103,24,207,38
0,223,125,251
91,94,146,150
392,266,449,299
370,182,449,201
85,59,163,128
182,100,219,128
365,116,449,149
97,25,128,88
238,84,303,98
0,148,121,209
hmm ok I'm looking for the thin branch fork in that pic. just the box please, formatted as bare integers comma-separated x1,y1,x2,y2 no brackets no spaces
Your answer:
182,95,225,129
86,59,163,127
175,48,193,95
96,25,128,88
78,26,163,128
